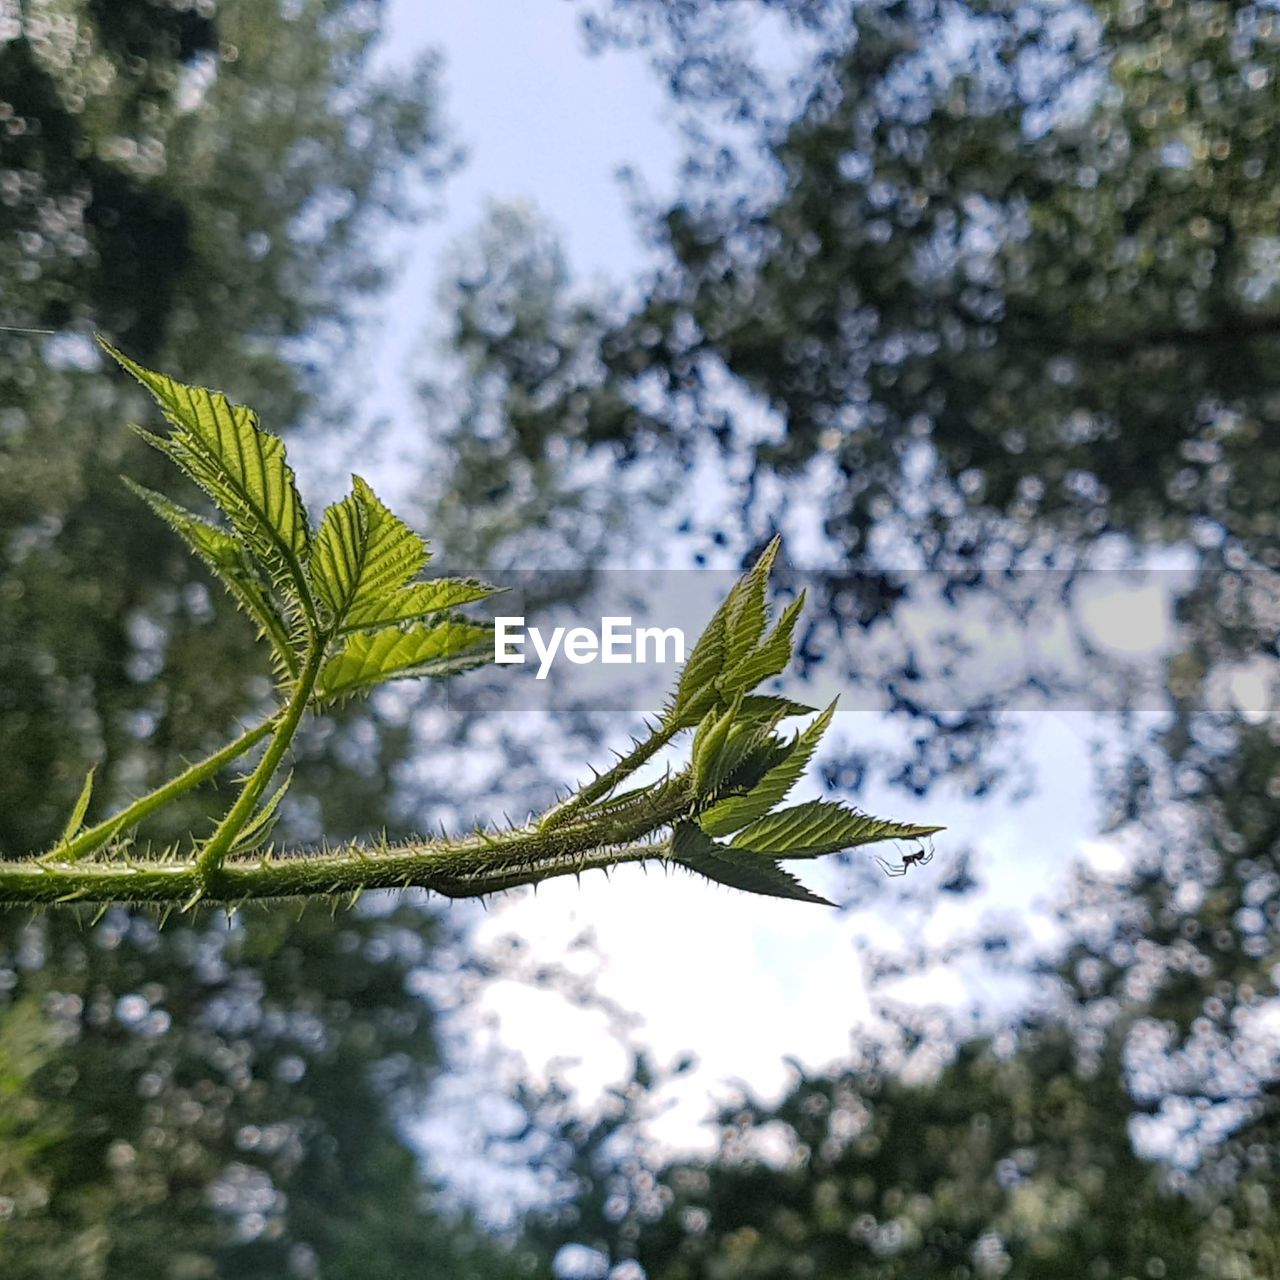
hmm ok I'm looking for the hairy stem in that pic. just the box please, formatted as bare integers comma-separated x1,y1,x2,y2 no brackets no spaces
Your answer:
538,721,677,830
196,645,324,882
45,714,280,864
3,779,697,908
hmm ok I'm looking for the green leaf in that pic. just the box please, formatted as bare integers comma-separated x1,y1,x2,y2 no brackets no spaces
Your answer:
730,799,943,858
700,700,837,837
691,693,742,794
664,540,803,728
702,710,795,799
720,594,805,696
344,577,498,632
736,695,816,722
124,479,298,674
311,475,498,633
228,770,292,857
722,535,779,671
58,768,95,846
311,474,426,624
310,486,376,623
101,340,312,613
671,823,832,906
315,620,493,703
666,607,726,729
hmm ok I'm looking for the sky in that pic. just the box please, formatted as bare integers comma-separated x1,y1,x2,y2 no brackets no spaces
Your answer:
346,0,1189,1208
369,1,679,456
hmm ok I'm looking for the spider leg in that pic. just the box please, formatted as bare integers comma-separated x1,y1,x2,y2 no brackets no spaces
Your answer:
918,848,934,866
876,856,907,877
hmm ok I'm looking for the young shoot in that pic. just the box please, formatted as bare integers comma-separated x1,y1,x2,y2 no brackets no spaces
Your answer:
0,342,940,911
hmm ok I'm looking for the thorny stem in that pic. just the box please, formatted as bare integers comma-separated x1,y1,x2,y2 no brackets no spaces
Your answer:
43,714,280,865
195,643,325,885
1,776,700,908
537,720,677,831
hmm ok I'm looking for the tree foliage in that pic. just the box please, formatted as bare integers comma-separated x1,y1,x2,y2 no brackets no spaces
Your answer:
0,0,451,856
0,902,540,1278
578,0,1279,564
4,0,1277,1269
443,0,1279,788
434,2,1280,1274
0,3,522,1269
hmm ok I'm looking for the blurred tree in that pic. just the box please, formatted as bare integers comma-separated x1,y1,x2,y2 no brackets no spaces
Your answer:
574,0,1279,567
1053,563,1280,1276
0,903,538,1278
0,3,544,1273
416,202,660,570
445,1,1280,1273
565,0,1280,1112
528,1030,1207,1278
434,0,1279,786
525,655,1280,1274
0,0,452,854
402,202,699,830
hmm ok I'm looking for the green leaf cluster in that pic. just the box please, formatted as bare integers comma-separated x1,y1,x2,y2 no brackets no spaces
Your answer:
674,689,934,907
633,537,936,904
530,541,938,907
664,538,803,729
27,344,498,880
106,340,497,698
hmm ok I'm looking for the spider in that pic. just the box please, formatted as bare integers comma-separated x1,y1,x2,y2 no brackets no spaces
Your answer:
876,839,935,877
